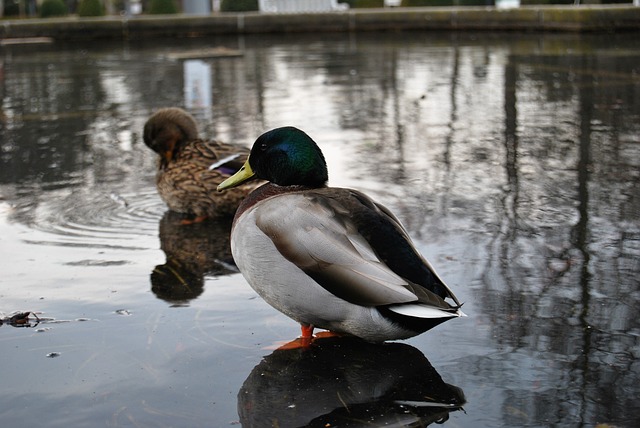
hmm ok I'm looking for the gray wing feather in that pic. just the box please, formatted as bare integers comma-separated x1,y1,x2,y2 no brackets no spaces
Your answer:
255,194,418,306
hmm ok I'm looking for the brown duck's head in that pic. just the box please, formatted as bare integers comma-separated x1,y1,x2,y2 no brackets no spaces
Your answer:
143,108,199,166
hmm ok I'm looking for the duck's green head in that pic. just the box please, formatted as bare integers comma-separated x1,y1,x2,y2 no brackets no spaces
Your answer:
218,127,328,191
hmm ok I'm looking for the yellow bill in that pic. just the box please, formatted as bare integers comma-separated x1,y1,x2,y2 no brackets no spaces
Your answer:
217,159,256,191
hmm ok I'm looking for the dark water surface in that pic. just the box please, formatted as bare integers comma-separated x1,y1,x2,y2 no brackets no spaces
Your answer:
1,31,639,427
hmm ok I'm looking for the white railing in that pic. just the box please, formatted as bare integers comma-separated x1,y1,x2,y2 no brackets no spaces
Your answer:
258,0,349,13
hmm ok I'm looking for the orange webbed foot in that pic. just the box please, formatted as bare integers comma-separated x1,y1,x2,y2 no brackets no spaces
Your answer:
312,331,343,340
271,325,343,350
274,324,314,350
275,337,313,350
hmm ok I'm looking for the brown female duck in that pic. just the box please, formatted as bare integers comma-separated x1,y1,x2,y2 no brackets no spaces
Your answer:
143,108,257,223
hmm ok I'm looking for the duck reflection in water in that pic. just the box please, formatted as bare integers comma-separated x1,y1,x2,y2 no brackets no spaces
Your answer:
150,211,238,305
238,336,465,427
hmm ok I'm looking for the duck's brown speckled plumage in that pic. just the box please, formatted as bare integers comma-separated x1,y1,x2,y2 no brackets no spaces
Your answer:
143,108,258,219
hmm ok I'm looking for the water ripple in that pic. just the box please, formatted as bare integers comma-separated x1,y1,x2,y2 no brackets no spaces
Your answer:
6,183,166,250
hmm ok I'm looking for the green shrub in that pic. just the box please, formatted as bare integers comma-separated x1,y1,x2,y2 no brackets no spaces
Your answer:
40,0,67,17
149,0,179,14
78,0,105,16
339,0,385,8
220,0,259,12
3,0,21,17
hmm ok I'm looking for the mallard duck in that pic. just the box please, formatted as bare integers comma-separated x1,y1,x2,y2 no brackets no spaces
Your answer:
143,107,257,222
218,126,465,343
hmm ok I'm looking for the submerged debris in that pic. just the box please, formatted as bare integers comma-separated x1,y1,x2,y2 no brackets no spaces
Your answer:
0,311,40,327
1,312,89,328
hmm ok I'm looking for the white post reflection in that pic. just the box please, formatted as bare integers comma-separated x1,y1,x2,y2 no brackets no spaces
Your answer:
184,59,212,124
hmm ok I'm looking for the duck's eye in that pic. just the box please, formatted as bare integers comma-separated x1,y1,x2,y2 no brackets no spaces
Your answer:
260,143,268,151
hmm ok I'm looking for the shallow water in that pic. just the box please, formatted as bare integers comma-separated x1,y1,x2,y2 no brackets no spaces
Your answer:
1,31,639,427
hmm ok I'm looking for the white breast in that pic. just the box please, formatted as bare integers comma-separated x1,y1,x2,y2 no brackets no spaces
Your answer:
231,196,346,327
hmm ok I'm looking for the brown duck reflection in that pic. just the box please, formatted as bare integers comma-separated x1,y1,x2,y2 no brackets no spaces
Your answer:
238,337,465,427
150,211,237,304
